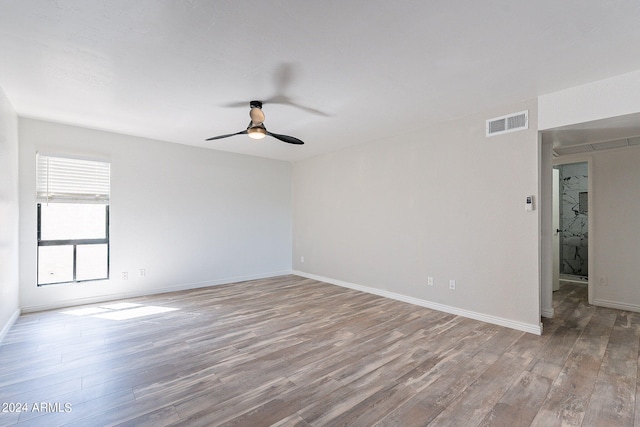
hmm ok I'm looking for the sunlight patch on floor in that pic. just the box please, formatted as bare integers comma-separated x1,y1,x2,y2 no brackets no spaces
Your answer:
62,303,178,320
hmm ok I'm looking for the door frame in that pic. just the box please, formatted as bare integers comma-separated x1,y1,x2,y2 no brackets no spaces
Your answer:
552,155,594,304
552,168,560,292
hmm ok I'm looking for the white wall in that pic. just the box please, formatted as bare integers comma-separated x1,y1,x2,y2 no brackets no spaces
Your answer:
293,99,541,333
539,69,640,130
18,118,292,311
0,86,20,341
590,146,640,311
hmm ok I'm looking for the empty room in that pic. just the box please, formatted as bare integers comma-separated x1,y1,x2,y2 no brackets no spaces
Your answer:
2,1,640,426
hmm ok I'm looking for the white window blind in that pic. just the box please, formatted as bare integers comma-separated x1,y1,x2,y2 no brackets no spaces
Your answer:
37,154,110,203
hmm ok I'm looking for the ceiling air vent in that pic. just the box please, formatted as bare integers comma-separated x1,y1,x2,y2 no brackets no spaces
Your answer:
486,110,528,137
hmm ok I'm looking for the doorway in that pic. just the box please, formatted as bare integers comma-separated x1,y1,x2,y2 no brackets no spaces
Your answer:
550,159,591,303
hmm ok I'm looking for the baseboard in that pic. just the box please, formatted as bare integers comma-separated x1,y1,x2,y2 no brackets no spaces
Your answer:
20,270,293,313
541,307,555,318
592,298,640,313
0,308,21,344
293,271,542,335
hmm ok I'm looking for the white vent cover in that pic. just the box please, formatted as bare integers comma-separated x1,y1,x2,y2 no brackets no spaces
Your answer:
486,110,528,137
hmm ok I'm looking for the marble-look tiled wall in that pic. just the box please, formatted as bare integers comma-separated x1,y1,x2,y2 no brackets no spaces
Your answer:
558,162,588,276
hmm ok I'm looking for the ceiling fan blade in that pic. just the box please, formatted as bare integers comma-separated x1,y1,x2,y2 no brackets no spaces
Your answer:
205,130,248,141
272,62,295,94
267,131,304,145
284,101,330,117
221,101,250,108
264,95,330,117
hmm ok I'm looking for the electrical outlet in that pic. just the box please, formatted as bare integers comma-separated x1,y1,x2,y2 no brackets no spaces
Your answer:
598,276,608,287
139,269,146,277
449,279,456,290
122,272,128,280
427,276,434,286
300,256,305,263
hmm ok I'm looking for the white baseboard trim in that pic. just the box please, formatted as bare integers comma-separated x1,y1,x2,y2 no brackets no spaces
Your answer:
294,271,542,335
20,270,293,313
541,307,555,318
0,308,21,344
592,298,640,313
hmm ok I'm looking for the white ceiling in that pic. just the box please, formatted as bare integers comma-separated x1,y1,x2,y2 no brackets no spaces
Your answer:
541,112,640,156
2,1,640,162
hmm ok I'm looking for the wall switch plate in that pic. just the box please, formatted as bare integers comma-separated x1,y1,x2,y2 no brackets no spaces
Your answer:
122,272,128,280
300,256,305,263
449,279,456,290
525,195,534,211
427,276,434,286
139,269,146,277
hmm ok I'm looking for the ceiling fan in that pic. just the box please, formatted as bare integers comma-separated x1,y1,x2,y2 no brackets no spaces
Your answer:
205,101,304,145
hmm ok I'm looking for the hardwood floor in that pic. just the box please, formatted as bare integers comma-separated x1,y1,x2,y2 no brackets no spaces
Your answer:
0,276,638,426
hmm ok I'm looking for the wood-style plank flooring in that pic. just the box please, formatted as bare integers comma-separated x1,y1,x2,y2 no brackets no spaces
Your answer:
0,276,639,426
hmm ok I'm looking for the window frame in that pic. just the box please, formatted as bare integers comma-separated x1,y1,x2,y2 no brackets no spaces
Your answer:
37,203,110,286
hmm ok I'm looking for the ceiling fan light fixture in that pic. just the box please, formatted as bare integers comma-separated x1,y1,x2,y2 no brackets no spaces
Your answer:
247,125,266,139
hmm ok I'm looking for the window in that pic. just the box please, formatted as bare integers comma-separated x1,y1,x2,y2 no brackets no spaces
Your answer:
36,154,110,285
